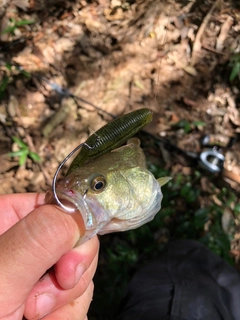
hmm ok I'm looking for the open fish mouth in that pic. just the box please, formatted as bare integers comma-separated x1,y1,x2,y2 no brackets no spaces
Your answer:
45,187,106,243
45,189,79,211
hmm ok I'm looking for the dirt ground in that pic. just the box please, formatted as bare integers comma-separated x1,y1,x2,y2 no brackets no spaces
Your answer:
0,0,240,318
0,0,239,192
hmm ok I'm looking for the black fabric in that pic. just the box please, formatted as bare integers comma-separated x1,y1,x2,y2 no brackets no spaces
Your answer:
117,240,240,320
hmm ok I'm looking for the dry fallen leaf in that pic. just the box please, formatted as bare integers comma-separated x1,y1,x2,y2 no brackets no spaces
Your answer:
182,65,198,76
222,207,234,233
216,16,234,52
12,0,30,11
104,7,124,20
7,95,18,118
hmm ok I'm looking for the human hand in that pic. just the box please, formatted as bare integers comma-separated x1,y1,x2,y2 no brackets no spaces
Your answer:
0,193,99,320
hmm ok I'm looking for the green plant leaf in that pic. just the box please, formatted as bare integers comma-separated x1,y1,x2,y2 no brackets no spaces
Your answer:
180,183,199,202
20,69,31,78
234,203,240,214
12,136,28,149
19,150,28,166
229,62,240,82
1,26,16,35
5,63,12,71
8,150,26,157
29,151,41,162
10,136,40,164
16,19,35,27
0,76,9,96
2,19,34,35
193,120,206,127
174,119,192,133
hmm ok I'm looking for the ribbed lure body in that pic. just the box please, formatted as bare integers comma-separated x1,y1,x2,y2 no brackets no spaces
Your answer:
67,108,152,174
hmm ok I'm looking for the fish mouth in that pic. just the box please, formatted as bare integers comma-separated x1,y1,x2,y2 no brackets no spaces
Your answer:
45,188,99,243
45,189,78,211
58,189,105,244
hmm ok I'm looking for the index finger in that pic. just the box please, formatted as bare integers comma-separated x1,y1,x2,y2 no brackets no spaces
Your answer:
0,193,45,233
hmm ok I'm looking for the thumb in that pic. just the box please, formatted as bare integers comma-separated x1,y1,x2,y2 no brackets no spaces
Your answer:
0,204,82,317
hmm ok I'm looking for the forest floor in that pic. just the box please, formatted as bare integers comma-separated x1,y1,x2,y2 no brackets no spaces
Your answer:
0,0,240,319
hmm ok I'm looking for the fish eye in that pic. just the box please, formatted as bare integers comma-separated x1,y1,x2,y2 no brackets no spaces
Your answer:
90,175,106,192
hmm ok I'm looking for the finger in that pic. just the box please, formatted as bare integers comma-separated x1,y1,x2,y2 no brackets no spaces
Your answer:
0,305,24,320
24,253,98,319
9,193,46,218
0,193,45,233
41,282,94,320
0,204,81,318
54,236,99,289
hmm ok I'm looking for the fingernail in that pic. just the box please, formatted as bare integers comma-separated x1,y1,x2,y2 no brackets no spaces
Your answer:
75,264,86,284
36,293,56,317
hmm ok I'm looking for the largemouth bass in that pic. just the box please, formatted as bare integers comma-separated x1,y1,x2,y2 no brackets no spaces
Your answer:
46,138,170,244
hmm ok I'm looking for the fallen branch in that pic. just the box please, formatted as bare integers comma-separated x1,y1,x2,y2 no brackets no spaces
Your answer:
191,0,221,66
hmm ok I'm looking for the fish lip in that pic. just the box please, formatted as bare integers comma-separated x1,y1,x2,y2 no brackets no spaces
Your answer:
55,190,97,232
55,190,79,212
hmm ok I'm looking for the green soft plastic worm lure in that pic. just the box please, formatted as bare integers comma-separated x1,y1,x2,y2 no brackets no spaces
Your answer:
67,108,152,174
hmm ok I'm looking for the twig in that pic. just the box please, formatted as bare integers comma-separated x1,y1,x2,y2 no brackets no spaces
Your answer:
216,15,233,52
191,0,221,66
42,100,71,138
201,43,224,55
39,77,116,120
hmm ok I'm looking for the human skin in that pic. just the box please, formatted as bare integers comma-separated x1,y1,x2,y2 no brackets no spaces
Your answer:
0,193,99,320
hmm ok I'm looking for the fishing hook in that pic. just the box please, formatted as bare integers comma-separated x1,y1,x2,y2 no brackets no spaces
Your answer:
52,141,94,213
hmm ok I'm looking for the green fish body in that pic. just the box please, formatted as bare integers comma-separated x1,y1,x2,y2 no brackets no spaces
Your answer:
47,139,170,244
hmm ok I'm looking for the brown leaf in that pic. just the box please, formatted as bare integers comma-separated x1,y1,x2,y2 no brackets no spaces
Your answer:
104,7,124,21
216,16,234,52
222,207,234,233
12,0,30,11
